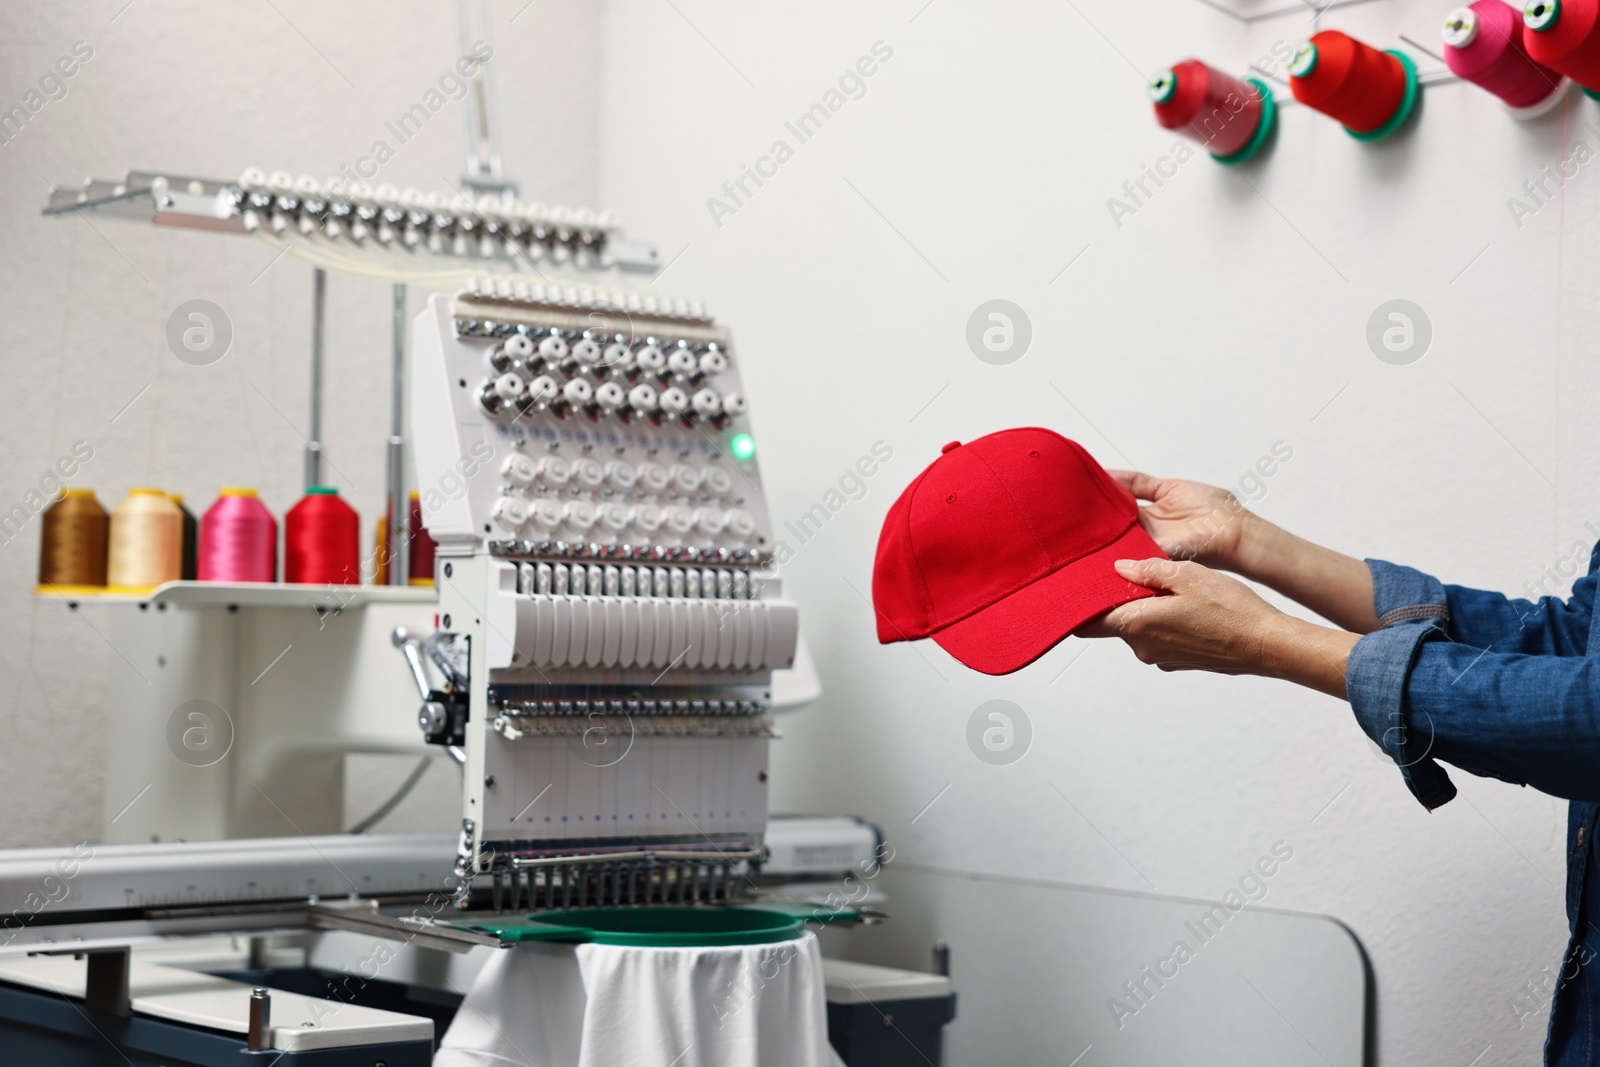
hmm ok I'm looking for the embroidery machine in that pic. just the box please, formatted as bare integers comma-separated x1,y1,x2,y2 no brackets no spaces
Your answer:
7,169,953,1063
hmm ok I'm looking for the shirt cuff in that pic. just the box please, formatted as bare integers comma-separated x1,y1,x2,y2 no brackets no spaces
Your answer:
1368,559,1451,627
1347,561,1458,811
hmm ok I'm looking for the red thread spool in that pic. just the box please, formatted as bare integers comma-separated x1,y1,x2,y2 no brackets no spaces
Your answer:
1523,0,1600,97
1289,31,1420,139
198,488,278,583
285,486,360,585
1148,60,1276,163
408,491,436,585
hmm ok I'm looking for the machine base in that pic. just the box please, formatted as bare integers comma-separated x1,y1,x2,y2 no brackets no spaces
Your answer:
0,980,434,1067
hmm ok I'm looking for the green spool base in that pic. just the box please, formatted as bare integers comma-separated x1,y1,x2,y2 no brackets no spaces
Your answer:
1346,51,1419,142
1582,84,1600,101
1212,78,1277,165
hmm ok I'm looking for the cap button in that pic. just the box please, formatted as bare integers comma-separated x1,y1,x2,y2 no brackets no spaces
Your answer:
941,441,960,454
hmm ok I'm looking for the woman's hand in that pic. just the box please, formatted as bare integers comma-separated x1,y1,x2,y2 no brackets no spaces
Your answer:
1077,558,1359,698
1107,471,1254,570
1076,559,1280,673
1108,470,1381,634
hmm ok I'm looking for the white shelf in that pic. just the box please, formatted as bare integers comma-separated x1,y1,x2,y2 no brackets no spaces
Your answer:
36,581,438,609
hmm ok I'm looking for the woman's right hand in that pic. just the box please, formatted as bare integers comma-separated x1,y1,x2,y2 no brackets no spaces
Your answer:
1108,469,1381,634
1107,470,1254,570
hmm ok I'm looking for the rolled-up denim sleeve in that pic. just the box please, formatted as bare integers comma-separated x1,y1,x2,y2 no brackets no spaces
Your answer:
1400,644,1600,803
1348,559,1600,807
1346,561,1459,809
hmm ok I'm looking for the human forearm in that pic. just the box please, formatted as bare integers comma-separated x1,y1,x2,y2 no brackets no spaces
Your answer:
1257,615,1361,700
1230,514,1380,634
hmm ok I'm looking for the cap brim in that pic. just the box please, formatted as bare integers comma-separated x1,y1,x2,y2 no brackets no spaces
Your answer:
930,522,1167,676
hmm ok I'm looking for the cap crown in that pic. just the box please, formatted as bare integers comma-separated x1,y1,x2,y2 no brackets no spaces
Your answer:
872,428,1134,642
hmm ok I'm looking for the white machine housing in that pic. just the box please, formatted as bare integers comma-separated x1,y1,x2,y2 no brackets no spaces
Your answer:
411,287,795,905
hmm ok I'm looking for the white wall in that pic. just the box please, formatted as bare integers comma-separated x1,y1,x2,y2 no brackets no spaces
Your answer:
597,2,1589,1063
0,1,603,844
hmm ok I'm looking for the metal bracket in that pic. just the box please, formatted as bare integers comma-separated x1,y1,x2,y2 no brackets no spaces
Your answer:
306,899,504,954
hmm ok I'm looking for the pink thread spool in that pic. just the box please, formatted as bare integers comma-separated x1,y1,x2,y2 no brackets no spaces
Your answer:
1443,1,1568,116
198,487,277,582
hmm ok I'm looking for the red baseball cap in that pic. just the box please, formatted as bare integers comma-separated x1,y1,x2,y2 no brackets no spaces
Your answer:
871,428,1166,675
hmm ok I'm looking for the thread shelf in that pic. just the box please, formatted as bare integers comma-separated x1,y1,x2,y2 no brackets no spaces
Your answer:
34,580,437,609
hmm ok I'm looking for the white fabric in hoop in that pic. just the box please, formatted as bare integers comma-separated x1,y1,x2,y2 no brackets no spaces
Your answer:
435,930,845,1067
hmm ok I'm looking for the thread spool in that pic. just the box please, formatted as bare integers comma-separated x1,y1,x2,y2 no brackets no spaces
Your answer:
1523,0,1600,99
1289,31,1420,140
409,491,436,586
1148,60,1276,164
198,488,278,583
285,486,360,585
375,492,439,586
374,513,390,585
169,494,198,581
107,488,183,593
1445,2,1568,115
36,489,109,593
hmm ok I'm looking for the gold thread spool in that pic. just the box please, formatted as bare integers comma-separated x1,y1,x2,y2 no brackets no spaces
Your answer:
373,509,390,586
36,489,109,593
107,488,183,593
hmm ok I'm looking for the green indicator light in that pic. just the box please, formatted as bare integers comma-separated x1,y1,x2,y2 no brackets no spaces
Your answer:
730,433,756,461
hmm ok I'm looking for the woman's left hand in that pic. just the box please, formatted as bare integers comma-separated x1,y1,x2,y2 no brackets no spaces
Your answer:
1077,558,1359,697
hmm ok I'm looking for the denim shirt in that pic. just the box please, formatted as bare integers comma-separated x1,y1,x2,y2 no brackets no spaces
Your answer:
1346,553,1600,1065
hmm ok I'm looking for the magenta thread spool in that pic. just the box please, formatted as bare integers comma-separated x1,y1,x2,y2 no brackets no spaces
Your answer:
1444,1,1568,117
197,487,278,582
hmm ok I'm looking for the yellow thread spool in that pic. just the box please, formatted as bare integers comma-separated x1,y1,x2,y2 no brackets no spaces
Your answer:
107,488,183,593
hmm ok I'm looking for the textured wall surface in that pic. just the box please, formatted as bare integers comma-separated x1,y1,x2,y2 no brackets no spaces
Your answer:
0,1,602,845
596,2,1587,1063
